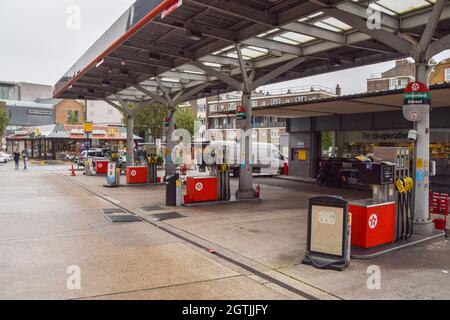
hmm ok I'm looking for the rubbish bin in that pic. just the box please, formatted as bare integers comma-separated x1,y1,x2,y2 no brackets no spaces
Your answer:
166,172,180,207
302,196,351,271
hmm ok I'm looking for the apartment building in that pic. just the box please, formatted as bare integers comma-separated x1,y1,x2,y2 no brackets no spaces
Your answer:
195,85,338,150
367,58,448,92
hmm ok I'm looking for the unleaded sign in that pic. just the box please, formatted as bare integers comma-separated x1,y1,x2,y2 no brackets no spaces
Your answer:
403,82,430,122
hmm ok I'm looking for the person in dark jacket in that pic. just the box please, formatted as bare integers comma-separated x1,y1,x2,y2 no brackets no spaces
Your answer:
13,150,20,169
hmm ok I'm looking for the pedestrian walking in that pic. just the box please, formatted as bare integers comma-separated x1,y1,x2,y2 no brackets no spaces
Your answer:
21,149,29,170
13,150,20,169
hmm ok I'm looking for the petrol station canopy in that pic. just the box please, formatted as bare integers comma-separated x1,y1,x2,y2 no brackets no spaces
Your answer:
54,0,450,103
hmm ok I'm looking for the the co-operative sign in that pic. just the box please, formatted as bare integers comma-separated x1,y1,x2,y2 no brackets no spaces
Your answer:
403,82,430,122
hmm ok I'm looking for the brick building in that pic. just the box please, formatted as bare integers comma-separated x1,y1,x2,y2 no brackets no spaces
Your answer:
367,58,448,92
187,85,338,150
38,99,85,125
367,59,416,92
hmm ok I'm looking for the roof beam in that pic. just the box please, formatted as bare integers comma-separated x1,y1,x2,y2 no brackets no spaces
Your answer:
151,17,236,42
133,84,167,105
428,34,450,59
186,0,277,26
242,37,301,56
336,1,399,30
191,61,242,91
250,57,306,91
416,0,447,57
323,8,412,55
108,51,174,69
401,3,450,30
174,82,211,105
121,41,194,60
282,22,345,44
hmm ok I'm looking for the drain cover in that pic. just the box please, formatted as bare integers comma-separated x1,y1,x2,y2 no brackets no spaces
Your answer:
141,206,164,212
151,212,186,221
105,214,141,223
102,208,125,215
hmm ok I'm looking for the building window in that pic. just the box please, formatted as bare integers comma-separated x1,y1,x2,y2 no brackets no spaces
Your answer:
67,110,79,124
261,101,266,107
271,98,281,105
445,68,450,82
0,86,9,100
209,104,218,112
295,96,306,103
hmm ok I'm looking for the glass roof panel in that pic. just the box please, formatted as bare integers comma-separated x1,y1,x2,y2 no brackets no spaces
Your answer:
318,17,352,31
280,32,315,43
204,62,222,68
376,0,433,14
369,3,397,16
313,21,342,32
257,28,280,38
272,36,300,45
241,47,267,59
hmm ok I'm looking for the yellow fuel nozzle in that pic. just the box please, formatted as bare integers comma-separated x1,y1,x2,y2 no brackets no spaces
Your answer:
395,178,407,194
403,177,414,192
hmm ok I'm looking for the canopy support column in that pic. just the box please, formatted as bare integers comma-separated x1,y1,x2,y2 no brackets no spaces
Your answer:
134,81,211,177
104,98,154,167
191,45,305,199
410,0,446,235
412,61,433,234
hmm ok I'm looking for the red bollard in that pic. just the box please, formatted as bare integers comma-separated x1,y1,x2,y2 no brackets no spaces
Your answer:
255,184,261,198
71,163,76,176
283,163,289,176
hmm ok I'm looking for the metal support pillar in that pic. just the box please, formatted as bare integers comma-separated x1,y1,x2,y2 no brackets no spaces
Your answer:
236,92,256,199
134,81,211,178
413,61,434,234
165,105,177,176
192,45,305,199
126,114,135,167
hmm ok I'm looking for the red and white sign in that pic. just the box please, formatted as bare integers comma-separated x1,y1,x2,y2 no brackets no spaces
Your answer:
195,182,204,192
130,170,137,177
161,0,183,19
368,213,378,230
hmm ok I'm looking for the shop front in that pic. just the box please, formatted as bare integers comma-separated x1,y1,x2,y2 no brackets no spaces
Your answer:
6,124,140,161
287,107,450,192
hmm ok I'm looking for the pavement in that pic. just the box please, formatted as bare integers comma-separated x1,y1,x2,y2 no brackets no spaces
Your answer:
1,162,449,300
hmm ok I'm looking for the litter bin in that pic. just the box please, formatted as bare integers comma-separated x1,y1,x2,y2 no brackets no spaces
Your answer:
302,196,351,271
166,172,180,207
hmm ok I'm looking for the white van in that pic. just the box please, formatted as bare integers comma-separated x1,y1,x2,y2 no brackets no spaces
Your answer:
207,141,285,176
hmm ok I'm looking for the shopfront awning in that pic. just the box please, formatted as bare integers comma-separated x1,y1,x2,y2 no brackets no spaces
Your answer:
53,0,450,103
253,83,450,118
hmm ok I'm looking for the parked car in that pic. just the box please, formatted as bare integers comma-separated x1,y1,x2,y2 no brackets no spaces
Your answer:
0,155,6,164
74,149,108,167
0,152,13,162
207,141,286,177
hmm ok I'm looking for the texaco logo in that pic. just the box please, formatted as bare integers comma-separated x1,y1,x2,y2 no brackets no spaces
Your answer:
411,83,420,91
130,170,137,177
98,163,103,168
195,182,204,192
368,213,378,229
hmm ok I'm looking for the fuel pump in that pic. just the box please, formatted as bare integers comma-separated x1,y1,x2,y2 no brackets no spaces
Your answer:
105,147,121,187
217,163,231,201
147,146,158,184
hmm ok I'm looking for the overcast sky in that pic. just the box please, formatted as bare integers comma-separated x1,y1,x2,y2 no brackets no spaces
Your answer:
1,1,449,96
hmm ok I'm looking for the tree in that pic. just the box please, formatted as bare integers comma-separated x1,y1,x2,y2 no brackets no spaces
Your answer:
175,106,196,136
0,101,9,139
132,103,168,140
